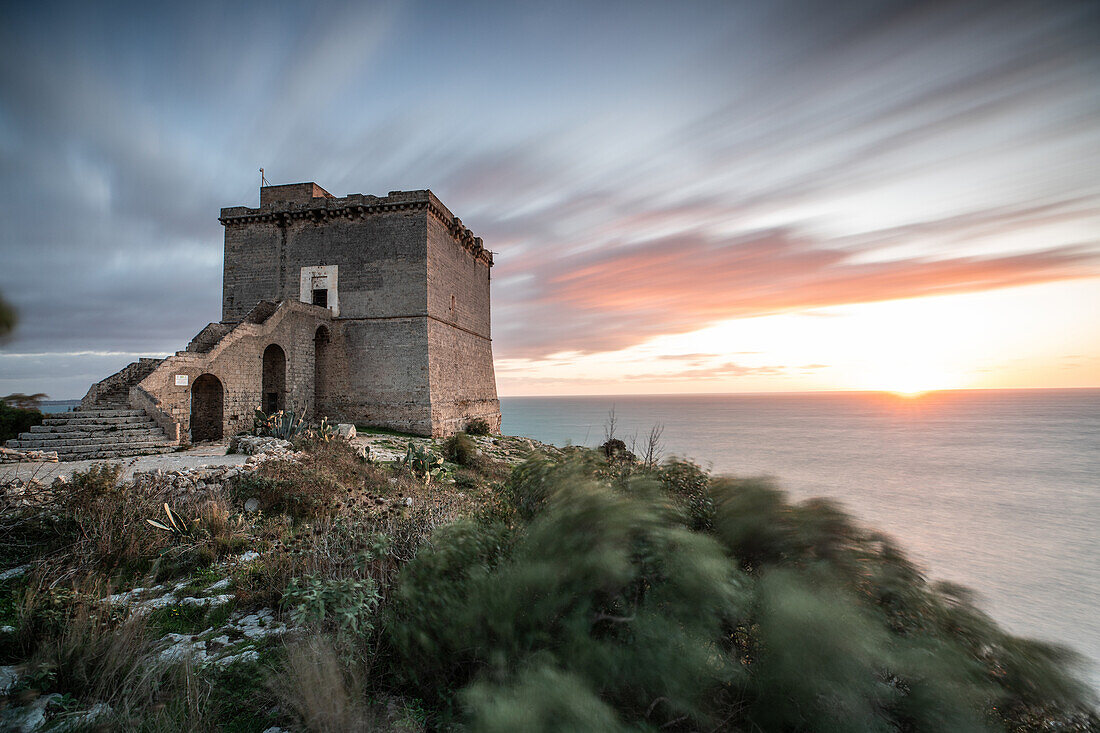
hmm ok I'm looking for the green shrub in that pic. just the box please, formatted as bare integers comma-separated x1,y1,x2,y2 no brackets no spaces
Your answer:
462,665,626,732
465,417,491,436
236,467,342,521
500,456,561,520
283,575,381,634
659,458,714,530
0,401,43,443
442,432,476,466
389,468,747,727
385,458,1097,731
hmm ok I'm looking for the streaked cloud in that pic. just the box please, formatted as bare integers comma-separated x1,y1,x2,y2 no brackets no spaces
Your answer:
0,0,1097,395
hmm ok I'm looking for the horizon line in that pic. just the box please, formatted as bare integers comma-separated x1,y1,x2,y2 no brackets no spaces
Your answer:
497,386,1100,399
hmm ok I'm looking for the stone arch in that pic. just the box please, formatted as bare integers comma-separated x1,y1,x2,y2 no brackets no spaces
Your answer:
314,325,331,416
190,373,224,442
262,343,287,414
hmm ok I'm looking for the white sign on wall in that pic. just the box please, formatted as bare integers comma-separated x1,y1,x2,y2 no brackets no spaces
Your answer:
175,374,189,386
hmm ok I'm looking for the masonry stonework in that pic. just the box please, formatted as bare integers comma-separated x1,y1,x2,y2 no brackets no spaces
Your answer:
79,183,500,441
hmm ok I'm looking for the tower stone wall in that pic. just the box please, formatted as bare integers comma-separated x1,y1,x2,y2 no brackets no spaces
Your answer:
215,183,500,436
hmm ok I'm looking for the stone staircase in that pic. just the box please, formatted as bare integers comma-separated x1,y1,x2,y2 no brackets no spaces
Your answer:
4,408,178,461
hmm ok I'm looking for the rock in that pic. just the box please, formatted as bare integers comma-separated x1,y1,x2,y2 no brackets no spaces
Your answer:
205,578,231,593
216,649,260,667
0,564,29,581
0,448,58,464
336,423,357,439
404,497,413,507
160,638,208,663
103,585,166,606
244,497,260,513
0,693,62,732
178,594,233,608
54,702,112,732
232,435,292,456
0,665,21,694
237,550,261,563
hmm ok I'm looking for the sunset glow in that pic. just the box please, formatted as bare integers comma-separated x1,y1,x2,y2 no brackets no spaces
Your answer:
493,279,1100,396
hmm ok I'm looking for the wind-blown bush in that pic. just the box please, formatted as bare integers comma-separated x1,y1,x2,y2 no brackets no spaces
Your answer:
442,432,476,466
385,458,1096,732
707,477,1096,732
389,466,748,729
659,458,714,530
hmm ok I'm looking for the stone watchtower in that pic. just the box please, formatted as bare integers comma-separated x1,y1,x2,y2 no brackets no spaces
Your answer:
59,182,501,453
216,183,502,436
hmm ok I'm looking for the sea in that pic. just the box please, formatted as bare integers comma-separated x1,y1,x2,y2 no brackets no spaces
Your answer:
40,389,1100,686
501,389,1100,688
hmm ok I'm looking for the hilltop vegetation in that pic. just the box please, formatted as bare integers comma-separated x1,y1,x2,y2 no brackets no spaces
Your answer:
0,433,1094,731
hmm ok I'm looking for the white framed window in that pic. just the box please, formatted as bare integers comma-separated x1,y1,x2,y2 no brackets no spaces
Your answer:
299,265,339,316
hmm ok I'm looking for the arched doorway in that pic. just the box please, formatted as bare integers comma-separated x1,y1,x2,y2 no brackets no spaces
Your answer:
262,343,287,414
190,374,224,442
314,326,331,416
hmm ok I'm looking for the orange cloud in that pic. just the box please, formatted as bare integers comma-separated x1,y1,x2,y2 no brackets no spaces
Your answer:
495,225,1100,358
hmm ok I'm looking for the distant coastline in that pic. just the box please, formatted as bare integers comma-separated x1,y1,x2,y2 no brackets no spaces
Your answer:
38,400,80,414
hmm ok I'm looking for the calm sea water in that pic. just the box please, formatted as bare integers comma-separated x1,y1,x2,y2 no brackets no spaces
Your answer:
501,389,1100,687
40,402,79,414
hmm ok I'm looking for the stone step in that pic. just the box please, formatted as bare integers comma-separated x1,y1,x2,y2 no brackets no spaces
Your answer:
21,433,162,445
53,445,179,461
9,431,170,449
68,409,146,418
24,439,178,455
38,416,154,429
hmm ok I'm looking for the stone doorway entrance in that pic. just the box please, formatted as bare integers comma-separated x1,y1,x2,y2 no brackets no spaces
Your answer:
262,344,287,414
314,326,331,416
190,373,224,441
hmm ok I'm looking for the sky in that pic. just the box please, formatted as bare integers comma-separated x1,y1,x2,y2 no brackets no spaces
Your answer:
0,0,1098,398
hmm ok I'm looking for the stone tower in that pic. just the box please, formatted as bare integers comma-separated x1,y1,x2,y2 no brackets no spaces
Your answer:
61,182,500,451
216,183,501,436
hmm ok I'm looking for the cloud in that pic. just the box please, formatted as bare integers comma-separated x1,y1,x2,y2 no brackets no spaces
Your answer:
623,362,790,382
493,223,1100,357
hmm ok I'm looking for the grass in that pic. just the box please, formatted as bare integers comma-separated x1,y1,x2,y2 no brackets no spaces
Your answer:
354,424,421,438
146,601,235,637
207,651,282,732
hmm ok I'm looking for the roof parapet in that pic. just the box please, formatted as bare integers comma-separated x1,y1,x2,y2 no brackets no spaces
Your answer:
220,188,493,266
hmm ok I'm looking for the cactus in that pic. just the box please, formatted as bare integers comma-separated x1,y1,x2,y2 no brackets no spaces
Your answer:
400,441,443,485
313,416,338,442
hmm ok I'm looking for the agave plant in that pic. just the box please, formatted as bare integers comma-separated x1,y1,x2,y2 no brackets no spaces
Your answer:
401,441,443,485
146,503,197,536
253,407,309,440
